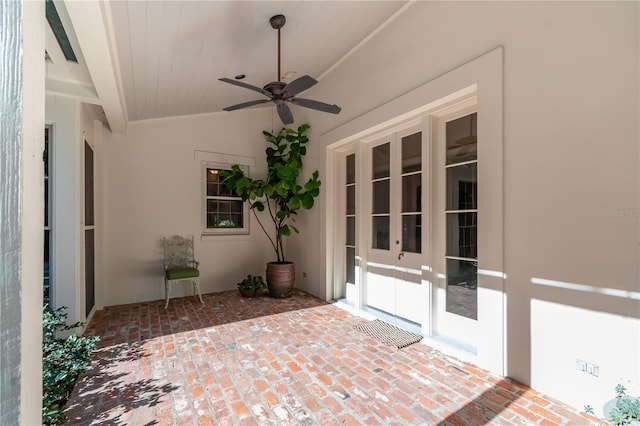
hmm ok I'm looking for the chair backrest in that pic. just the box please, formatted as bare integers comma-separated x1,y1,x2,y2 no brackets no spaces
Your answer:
163,235,196,269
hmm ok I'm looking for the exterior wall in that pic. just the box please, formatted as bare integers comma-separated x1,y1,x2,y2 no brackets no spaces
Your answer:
46,94,82,323
45,96,101,324
287,1,639,414
101,108,277,306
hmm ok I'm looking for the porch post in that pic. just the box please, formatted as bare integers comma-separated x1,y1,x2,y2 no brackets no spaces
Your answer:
0,0,45,424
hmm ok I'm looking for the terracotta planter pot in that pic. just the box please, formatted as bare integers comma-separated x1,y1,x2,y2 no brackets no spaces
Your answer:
266,262,295,298
238,289,259,298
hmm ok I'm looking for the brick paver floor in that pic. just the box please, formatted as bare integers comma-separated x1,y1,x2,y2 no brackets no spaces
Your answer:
65,290,601,425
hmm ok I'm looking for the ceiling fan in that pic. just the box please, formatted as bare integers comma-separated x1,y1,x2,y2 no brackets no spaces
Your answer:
219,14,341,125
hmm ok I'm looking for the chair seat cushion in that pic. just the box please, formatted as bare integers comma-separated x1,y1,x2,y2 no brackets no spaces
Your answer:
166,267,199,280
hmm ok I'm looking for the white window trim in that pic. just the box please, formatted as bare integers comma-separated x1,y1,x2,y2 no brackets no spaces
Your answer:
196,150,255,238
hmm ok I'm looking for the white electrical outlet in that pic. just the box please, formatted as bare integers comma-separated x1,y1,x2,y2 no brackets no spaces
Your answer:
576,359,587,371
587,363,600,377
577,359,599,376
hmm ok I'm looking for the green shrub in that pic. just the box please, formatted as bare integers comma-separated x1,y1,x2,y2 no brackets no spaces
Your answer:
42,305,98,425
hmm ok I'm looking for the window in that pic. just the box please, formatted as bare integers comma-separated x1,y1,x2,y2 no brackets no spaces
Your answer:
44,127,53,305
204,164,249,235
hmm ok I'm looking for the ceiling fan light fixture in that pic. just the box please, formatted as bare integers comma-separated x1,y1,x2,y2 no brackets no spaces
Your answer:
281,71,296,80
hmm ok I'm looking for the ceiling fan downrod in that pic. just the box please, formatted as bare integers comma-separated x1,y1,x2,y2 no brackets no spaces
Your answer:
270,14,286,82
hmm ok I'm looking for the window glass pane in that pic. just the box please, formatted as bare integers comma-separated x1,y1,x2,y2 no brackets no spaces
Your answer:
446,113,477,165
44,183,49,227
44,230,50,275
346,247,355,284
346,154,355,185
446,258,477,320
372,216,390,250
346,185,355,215
44,230,50,303
402,214,421,253
44,129,49,177
402,173,421,213
346,216,355,246
402,132,421,173
206,169,232,196
372,180,389,214
372,143,390,179
447,163,477,210
446,212,477,259
207,199,243,228
84,142,95,226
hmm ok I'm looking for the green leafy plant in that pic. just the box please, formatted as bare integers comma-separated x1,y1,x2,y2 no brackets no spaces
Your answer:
584,384,640,425
42,305,98,425
217,219,236,227
236,274,267,292
220,124,321,263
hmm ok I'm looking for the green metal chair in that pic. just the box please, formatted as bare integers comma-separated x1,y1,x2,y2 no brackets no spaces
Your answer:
163,235,203,308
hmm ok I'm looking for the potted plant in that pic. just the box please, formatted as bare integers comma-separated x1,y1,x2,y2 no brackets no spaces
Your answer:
220,124,321,298
585,384,640,425
236,275,267,298
604,385,640,425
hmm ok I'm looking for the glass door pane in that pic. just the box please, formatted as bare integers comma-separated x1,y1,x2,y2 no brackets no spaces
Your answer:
401,132,421,254
446,113,477,165
345,154,356,286
445,113,478,321
372,143,390,250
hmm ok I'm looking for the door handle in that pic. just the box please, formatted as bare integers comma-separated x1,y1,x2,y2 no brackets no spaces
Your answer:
398,252,404,260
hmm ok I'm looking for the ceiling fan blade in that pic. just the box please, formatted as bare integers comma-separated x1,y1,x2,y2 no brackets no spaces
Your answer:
291,98,341,114
219,78,271,97
283,75,317,96
223,99,270,111
277,103,294,124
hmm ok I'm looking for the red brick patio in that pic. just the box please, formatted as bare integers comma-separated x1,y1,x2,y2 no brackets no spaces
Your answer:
64,290,600,425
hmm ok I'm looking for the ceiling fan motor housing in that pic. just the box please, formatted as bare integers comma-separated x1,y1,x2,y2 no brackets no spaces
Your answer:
270,14,286,30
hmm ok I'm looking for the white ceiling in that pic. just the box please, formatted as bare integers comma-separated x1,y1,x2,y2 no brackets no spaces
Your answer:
98,1,408,123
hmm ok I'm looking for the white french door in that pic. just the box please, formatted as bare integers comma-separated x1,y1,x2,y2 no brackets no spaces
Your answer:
366,124,427,325
332,84,504,374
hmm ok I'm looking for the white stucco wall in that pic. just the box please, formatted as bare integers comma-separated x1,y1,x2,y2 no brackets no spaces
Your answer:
286,0,639,415
45,95,103,325
101,108,278,306
46,94,82,324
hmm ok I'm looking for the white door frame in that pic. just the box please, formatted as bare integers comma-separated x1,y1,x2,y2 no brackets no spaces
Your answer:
324,47,504,375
